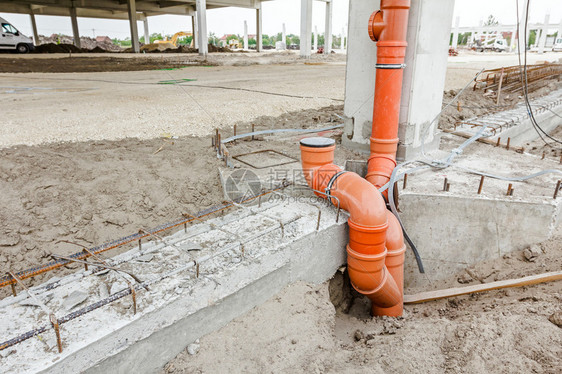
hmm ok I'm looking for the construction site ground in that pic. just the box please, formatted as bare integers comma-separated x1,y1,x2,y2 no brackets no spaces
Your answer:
1,50,561,372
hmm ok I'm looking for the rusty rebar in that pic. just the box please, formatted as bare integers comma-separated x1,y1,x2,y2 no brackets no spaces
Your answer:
554,180,561,199
0,183,290,289
477,175,485,194
506,137,511,150
443,178,448,191
507,184,513,196
50,314,62,353
403,173,408,189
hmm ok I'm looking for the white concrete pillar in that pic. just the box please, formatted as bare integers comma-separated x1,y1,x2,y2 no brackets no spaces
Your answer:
29,7,39,46
342,0,455,159
69,7,81,48
256,2,263,52
196,0,208,56
451,16,459,48
282,23,286,45
300,0,312,57
143,16,149,45
244,20,248,50
313,26,318,51
558,19,562,43
398,0,455,160
126,0,139,52
342,0,380,147
340,27,345,51
192,16,198,48
324,0,332,54
538,14,549,53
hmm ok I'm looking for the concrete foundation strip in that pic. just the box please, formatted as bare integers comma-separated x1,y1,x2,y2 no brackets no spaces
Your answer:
0,204,303,352
404,271,562,304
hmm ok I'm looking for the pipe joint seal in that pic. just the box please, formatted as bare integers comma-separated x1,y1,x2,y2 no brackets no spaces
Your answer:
375,63,406,69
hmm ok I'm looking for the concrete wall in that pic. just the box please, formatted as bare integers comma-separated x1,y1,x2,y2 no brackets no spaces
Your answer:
400,193,561,287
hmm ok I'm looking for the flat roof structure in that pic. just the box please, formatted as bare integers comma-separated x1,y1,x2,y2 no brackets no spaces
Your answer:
0,0,272,54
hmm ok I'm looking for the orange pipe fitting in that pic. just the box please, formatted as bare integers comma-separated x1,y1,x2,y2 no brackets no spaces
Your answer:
366,0,411,193
300,138,403,316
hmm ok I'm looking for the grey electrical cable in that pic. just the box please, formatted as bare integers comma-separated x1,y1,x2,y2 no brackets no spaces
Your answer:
221,123,344,143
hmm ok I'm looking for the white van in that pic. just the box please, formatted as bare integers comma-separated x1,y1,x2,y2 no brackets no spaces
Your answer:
0,17,34,53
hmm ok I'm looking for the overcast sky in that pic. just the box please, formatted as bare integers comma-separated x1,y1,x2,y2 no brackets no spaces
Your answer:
1,0,561,40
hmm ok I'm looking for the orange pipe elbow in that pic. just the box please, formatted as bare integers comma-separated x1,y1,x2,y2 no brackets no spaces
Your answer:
300,138,402,315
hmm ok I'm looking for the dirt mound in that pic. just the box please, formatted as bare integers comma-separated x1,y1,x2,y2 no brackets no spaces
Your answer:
138,44,231,53
35,34,124,53
34,43,83,54
208,44,232,53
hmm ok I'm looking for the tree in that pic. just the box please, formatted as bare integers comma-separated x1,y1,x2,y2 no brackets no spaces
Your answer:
286,34,299,46
248,38,257,46
208,32,219,46
484,15,499,26
226,34,239,44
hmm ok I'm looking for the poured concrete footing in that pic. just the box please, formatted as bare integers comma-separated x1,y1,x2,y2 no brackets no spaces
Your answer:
1,200,347,374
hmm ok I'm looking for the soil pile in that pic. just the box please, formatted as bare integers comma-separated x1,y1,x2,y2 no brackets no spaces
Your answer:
439,76,562,130
37,34,124,52
34,43,83,54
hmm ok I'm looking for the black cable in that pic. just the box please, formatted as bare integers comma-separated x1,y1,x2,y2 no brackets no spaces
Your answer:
517,0,562,147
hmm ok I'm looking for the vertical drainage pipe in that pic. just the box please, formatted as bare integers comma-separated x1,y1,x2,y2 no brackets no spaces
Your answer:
366,0,410,194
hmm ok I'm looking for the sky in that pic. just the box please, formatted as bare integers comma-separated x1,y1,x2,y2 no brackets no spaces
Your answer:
0,0,561,40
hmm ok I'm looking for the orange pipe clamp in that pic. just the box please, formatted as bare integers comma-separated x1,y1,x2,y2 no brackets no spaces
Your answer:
300,138,405,316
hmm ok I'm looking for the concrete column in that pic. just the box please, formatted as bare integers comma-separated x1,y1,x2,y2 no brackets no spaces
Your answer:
282,23,286,45
342,0,454,159
533,29,541,48
538,14,549,53
196,0,208,56
256,2,263,52
558,19,562,43
324,0,332,54
126,0,139,52
342,0,380,147
340,27,345,51
313,26,318,51
192,16,198,49
300,0,312,57
451,16,459,48
143,16,149,45
69,7,81,48
29,7,39,46
397,0,455,160
243,20,248,50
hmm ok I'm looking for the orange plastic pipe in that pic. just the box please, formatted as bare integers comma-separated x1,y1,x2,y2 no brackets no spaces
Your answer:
366,0,411,194
300,139,404,316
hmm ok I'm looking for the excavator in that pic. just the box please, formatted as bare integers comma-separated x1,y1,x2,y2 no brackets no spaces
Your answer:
149,31,194,49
